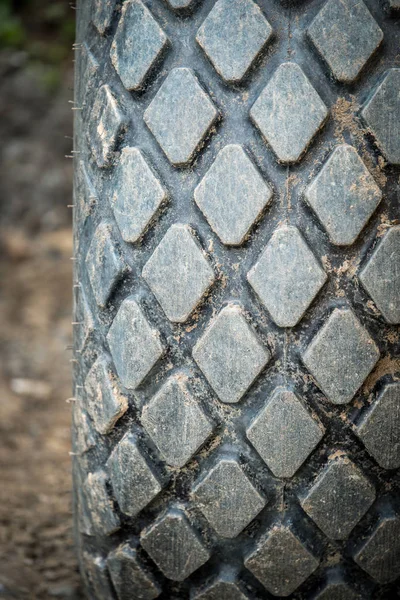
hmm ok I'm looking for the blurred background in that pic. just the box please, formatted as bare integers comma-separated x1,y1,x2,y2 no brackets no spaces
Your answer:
0,0,82,597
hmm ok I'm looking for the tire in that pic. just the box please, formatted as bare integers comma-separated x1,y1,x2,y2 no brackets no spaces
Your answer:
73,0,400,598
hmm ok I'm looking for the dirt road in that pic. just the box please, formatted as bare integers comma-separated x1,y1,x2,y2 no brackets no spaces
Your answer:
0,48,83,599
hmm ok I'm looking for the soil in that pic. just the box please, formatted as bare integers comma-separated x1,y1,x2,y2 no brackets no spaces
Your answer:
0,50,83,599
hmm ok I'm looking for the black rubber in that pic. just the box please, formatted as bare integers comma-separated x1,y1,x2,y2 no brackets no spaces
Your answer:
73,1,400,598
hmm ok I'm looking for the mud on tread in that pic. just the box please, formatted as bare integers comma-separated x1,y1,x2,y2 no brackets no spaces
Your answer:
73,0,400,598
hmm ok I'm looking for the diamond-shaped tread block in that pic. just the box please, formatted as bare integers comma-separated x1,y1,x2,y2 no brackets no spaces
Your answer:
307,0,383,83
247,226,327,327
362,69,400,165
144,68,218,166
74,288,94,354
108,432,163,517
245,525,319,596
314,581,360,600
82,553,116,600
250,62,328,163
301,457,375,540
107,542,161,600
77,471,96,537
167,0,196,8
111,0,168,92
305,144,382,246
83,470,120,536
354,516,400,584
193,458,266,538
142,375,213,468
86,223,129,308
193,577,250,600
247,388,324,478
196,0,273,84
193,304,270,403
76,161,97,223
76,43,99,112
303,308,379,405
107,297,164,389
360,226,400,324
357,383,400,470
92,0,116,35
112,147,167,243
85,355,128,435
141,509,210,581
194,145,273,246
72,404,96,456
142,224,215,323
88,85,128,168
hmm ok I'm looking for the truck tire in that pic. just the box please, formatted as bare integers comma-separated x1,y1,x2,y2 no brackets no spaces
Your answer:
73,0,400,598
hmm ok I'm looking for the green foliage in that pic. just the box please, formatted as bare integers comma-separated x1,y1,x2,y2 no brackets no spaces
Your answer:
0,0,75,90
0,0,25,48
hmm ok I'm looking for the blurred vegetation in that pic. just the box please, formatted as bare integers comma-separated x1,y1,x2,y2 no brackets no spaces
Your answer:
0,0,75,91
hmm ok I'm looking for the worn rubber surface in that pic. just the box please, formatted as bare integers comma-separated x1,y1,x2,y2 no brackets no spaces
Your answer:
73,0,400,598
